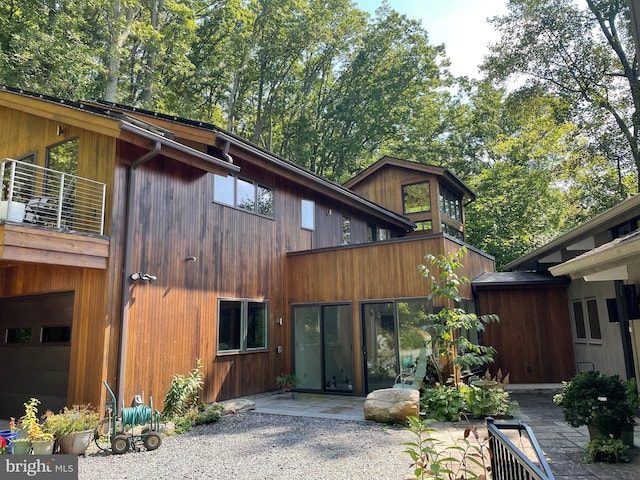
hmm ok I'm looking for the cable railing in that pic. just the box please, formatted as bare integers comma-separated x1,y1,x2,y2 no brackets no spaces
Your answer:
487,417,555,480
0,158,106,236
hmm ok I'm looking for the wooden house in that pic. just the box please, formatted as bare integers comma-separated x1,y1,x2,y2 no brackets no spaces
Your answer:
0,86,495,418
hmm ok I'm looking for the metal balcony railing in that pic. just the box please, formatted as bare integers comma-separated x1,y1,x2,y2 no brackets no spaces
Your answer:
0,158,106,236
487,417,555,480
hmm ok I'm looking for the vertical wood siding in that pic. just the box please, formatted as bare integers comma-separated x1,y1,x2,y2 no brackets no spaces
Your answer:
477,286,576,383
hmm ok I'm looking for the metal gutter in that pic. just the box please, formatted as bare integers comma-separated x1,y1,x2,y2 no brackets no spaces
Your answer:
121,121,240,174
213,130,414,230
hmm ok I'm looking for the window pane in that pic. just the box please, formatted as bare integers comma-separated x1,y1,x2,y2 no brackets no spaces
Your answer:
586,299,602,340
236,178,255,211
415,220,432,232
47,138,78,176
397,300,432,368
218,300,242,351
301,199,315,230
5,327,32,344
439,184,462,222
402,182,431,214
214,174,234,206
378,228,390,241
41,326,71,343
572,301,586,339
342,216,351,244
257,185,274,217
247,302,267,349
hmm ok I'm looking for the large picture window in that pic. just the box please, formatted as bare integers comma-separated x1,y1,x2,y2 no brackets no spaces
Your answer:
218,299,268,353
402,181,431,214
213,174,274,218
439,184,462,222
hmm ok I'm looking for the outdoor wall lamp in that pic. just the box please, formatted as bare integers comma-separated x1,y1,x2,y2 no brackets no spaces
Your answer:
129,272,158,283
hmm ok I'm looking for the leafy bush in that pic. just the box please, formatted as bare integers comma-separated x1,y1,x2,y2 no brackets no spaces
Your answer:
193,403,224,425
422,386,465,422
162,359,204,419
461,385,518,418
553,371,634,438
585,437,629,463
404,416,491,479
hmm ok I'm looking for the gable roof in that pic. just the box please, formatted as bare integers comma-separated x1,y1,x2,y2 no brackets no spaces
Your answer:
343,156,476,201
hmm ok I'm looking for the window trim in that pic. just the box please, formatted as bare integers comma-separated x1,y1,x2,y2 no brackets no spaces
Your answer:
571,297,602,344
217,298,269,355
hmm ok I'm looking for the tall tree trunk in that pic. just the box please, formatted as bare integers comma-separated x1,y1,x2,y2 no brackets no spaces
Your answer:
104,0,138,102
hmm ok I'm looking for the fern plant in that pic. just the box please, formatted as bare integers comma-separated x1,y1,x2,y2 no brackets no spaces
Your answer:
162,359,204,418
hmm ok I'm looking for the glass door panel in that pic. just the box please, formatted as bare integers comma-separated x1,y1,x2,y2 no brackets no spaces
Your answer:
397,300,432,368
293,306,321,390
322,305,354,393
362,302,397,393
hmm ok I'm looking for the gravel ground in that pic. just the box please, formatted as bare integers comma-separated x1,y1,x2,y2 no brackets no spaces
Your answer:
78,413,414,480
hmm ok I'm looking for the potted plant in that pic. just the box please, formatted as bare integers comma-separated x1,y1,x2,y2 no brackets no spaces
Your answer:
19,398,54,454
44,405,100,455
553,371,634,440
275,373,299,395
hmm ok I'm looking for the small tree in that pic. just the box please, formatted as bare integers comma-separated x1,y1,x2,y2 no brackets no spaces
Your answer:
419,247,499,385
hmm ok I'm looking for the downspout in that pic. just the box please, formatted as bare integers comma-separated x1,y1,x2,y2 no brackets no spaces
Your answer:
117,141,162,405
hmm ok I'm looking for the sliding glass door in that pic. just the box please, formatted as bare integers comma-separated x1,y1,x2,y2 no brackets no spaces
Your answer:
293,304,354,393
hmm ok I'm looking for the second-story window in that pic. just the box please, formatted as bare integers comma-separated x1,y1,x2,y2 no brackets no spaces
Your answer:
301,199,315,230
402,181,431,214
342,215,351,244
439,184,462,223
213,174,274,218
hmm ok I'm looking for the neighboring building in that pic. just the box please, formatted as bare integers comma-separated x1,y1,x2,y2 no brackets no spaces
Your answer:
496,195,640,383
0,86,494,418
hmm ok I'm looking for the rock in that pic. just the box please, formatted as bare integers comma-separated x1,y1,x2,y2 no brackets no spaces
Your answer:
222,398,256,414
364,388,419,424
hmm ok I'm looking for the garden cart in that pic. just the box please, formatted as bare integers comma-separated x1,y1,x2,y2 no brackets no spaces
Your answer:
94,381,162,454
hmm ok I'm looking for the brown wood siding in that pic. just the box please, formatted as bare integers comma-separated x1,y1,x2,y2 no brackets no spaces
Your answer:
477,286,576,383
286,237,495,394
0,264,109,409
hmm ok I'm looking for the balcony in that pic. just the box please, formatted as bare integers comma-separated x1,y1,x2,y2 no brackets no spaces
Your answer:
1,158,106,234
0,158,109,269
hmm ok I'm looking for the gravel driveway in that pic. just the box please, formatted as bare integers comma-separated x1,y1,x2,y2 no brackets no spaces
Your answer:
78,413,414,480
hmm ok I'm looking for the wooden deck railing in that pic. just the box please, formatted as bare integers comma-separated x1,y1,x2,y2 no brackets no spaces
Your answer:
0,158,106,235
487,417,555,480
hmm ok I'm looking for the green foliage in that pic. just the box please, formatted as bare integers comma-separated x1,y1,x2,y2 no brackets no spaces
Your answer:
419,247,499,383
421,386,465,422
404,416,491,479
460,385,518,419
193,402,224,426
275,373,299,391
162,359,204,419
585,437,629,463
553,371,635,437
43,405,100,436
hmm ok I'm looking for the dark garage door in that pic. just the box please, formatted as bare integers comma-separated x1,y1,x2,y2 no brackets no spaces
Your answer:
0,292,73,420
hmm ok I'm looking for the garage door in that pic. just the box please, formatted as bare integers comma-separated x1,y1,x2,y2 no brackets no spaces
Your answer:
0,291,73,420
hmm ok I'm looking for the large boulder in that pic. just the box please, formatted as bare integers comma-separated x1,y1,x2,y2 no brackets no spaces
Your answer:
222,398,256,414
364,388,420,424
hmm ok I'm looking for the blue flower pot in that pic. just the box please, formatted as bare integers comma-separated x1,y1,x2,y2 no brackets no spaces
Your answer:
0,429,18,454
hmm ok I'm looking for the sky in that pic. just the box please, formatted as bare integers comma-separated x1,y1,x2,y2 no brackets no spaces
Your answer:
354,0,509,78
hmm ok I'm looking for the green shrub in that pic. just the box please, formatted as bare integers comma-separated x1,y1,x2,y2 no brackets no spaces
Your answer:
421,386,465,422
585,437,629,463
461,384,518,418
162,359,204,419
553,371,634,438
193,403,224,425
